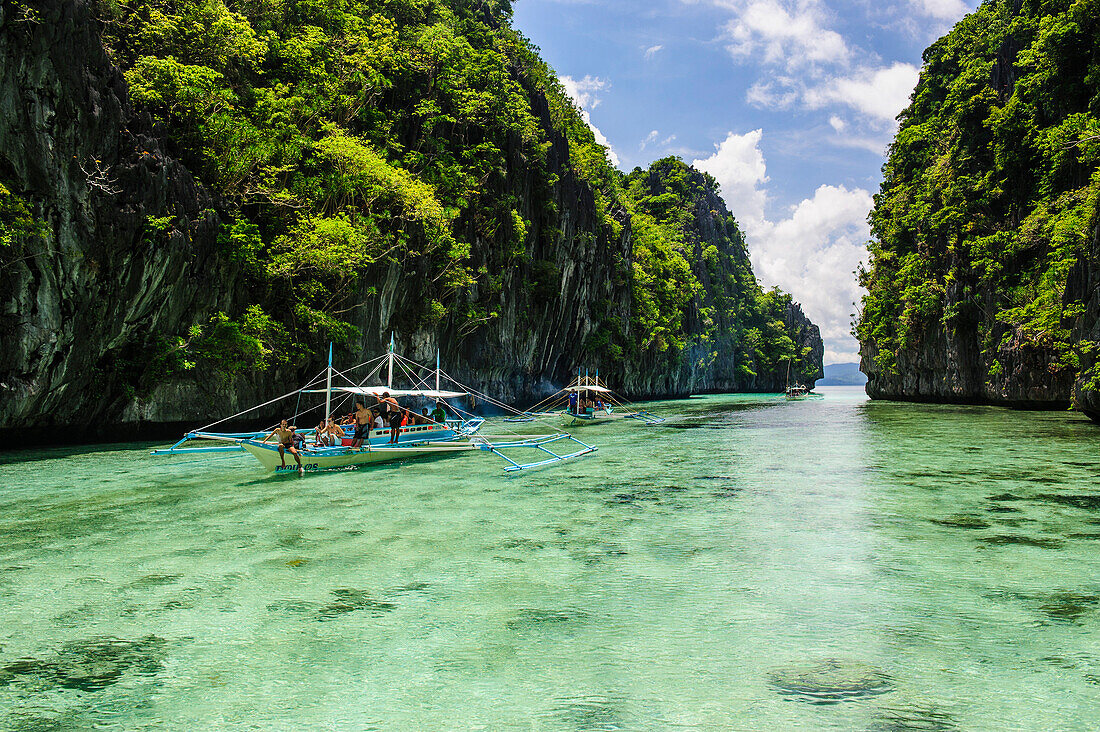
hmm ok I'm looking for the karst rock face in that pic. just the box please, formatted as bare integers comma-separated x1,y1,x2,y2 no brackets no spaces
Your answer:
1069,215,1100,423
0,0,822,443
856,0,1100,420
0,0,245,441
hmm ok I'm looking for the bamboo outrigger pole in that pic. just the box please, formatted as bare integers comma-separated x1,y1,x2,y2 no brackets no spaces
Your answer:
324,342,333,421
387,332,394,389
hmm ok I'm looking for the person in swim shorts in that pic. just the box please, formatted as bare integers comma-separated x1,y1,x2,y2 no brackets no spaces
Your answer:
351,401,372,449
264,419,303,473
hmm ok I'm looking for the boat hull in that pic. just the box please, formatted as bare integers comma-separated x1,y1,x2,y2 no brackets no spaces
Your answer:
561,410,631,427
241,441,475,473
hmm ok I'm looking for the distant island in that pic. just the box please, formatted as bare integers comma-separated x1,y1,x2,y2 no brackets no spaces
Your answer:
818,363,867,387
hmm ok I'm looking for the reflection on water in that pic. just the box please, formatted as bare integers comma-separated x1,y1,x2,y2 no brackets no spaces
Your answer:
1,386,1099,729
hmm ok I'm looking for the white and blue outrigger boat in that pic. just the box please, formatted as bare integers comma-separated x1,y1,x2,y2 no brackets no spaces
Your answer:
512,369,665,427
153,342,597,473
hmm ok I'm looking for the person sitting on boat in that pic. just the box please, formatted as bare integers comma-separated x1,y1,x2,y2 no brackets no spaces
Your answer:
350,401,373,449
264,419,303,473
372,409,384,429
595,398,604,412
419,408,431,425
431,401,447,424
317,417,342,447
314,418,331,446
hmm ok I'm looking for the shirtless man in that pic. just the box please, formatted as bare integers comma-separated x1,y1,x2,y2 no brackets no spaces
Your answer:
378,391,402,444
317,417,341,447
350,401,373,449
264,419,303,473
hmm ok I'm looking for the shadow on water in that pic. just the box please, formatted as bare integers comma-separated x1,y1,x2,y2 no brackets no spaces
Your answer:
505,608,591,631
315,589,397,620
767,659,894,705
0,636,167,692
870,700,960,731
985,589,1100,623
545,694,628,732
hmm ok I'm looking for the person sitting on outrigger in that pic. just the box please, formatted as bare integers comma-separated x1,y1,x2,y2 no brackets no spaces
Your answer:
264,419,303,473
350,401,373,449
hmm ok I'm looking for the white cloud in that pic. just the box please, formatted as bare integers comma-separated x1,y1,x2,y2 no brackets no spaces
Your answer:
828,115,845,132
805,62,919,123
640,129,659,151
696,129,870,363
560,75,621,168
719,0,850,71
560,74,608,109
644,44,664,59
692,130,769,231
910,0,969,20
582,110,621,167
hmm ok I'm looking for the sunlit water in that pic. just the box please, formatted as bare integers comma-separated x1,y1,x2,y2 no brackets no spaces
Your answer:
2,387,1099,730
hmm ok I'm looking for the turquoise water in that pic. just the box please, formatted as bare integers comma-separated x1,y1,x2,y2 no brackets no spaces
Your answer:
2,386,1099,730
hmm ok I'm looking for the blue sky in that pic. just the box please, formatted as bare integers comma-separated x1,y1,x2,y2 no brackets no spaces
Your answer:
512,0,979,364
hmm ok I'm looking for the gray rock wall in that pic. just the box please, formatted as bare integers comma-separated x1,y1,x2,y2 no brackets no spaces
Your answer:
0,0,823,444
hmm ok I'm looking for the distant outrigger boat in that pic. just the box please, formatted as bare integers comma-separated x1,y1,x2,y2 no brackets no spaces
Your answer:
783,358,821,400
153,341,596,473
514,369,665,427
784,384,809,400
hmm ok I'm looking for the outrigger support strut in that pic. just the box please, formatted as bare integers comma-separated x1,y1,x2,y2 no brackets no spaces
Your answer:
474,433,597,472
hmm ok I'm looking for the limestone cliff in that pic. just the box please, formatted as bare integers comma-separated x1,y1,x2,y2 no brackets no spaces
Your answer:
0,0,822,443
856,0,1100,418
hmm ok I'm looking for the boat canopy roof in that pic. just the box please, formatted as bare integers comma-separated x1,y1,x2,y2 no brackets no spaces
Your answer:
306,386,467,399
567,385,612,393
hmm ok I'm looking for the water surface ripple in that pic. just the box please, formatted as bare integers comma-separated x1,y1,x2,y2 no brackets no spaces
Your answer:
1,387,1098,730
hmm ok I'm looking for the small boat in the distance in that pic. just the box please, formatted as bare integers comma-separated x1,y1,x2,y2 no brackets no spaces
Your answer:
785,384,810,400
512,369,665,427
783,358,821,400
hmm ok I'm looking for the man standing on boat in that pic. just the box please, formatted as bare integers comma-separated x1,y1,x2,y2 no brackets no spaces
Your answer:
350,401,373,449
263,419,303,474
568,390,578,415
379,391,402,444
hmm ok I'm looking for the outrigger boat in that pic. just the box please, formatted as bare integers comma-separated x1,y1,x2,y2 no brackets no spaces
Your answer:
782,358,821,400
153,342,597,473
784,384,809,400
512,369,665,427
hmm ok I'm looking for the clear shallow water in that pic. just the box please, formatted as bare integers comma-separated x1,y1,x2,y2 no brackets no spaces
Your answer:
1,387,1099,730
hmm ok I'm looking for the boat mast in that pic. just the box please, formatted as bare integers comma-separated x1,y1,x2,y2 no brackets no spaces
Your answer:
388,332,394,389
436,348,441,391
324,342,333,421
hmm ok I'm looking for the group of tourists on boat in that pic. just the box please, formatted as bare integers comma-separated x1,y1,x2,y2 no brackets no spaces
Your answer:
262,392,451,472
567,391,606,415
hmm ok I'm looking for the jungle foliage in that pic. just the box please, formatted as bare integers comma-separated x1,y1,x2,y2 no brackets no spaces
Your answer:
96,0,808,380
624,158,815,381
856,0,1100,383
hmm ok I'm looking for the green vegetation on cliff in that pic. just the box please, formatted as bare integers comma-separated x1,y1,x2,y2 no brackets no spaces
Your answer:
95,0,811,385
857,0,1100,394
624,158,816,381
